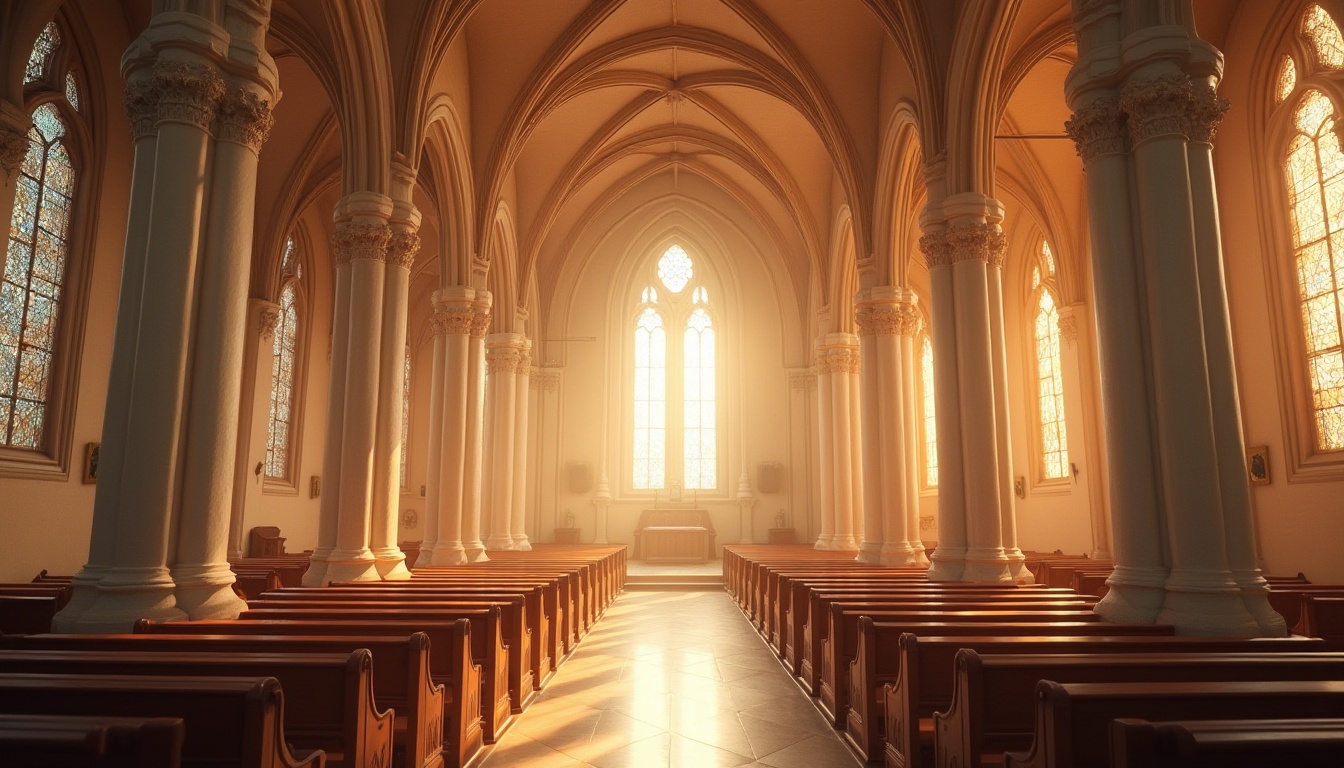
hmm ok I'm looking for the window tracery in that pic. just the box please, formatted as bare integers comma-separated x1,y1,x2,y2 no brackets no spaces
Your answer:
1031,240,1069,480
265,238,301,480
1303,4,1344,70
24,23,59,84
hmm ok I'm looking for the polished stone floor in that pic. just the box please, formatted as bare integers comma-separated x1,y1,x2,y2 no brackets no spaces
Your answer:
477,589,861,768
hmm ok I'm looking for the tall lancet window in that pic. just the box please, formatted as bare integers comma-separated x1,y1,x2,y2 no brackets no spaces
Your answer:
1031,241,1069,479
265,238,302,481
918,329,938,488
631,245,718,491
3,19,87,461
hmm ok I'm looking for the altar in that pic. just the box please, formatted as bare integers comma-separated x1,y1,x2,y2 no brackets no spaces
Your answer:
633,508,717,563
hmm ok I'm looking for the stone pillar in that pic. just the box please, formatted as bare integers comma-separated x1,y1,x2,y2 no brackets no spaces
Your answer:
230,299,280,560
819,334,861,552
813,350,836,550
511,343,533,551
420,288,475,566
369,204,419,580
899,317,929,567
919,213,1012,582
856,287,924,566
1057,304,1111,562
787,368,815,542
418,318,447,567
592,468,612,544
461,294,492,561
484,333,526,550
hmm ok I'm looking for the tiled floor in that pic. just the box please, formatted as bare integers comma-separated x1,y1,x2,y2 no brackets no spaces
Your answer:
477,590,861,768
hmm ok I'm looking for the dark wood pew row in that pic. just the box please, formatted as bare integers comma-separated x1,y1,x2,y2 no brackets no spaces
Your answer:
414,566,589,642
1269,584,1344,628
1003,680,1344,768
0,672,322,768
1110,716,1344,767
231,557,312,588
5,631,455,768
243,597,537,713
1296,595,1344,650
0,594,62,634
819,605,1101,727
395,573,577,660
0,713,184,768
138,611,509,745
234,571,284,600
31,570,74,582
936,649,1344,768
0,649,392,768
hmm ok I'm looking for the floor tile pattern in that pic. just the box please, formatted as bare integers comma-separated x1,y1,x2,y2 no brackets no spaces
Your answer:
478,590,860,768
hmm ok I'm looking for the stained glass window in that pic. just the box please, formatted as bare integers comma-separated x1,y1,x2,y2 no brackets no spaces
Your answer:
2,104,72,449
657,245,692,293
265,241,300,480
683,307,716,489
1035,288,1069,478
1304,4,1344,70
633,307,666,489
1278,56,1299,105
1285,89,1344,451
920,333,938,488
401,346,411,488
25,23,59,84
65,73,79,112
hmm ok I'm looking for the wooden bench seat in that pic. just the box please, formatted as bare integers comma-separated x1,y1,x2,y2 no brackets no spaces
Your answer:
0,713,184,768
0,594,62,634
1296,595,1344,649
938,650,1344,768
0,672,322,768
0,649,392,768
1110,717,1344,767
412,568,589,639
1004,680,1344,768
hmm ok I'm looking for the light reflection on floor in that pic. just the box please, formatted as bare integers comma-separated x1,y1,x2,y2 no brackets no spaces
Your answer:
477,590,860,767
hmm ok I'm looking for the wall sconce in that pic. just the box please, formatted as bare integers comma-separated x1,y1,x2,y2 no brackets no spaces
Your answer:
1014,476,1025,499
1071,462,1080,482
254,461,264,483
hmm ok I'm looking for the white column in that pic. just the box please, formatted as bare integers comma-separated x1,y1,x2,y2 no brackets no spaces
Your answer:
855,299,887,564
899,319,929,566
986,244,1030,584
173,80,276,618
484,333,524,550
418,325,446,567
592,468,612,544
532,368,562,539
511,341,533,551
57,56,225,631
813,347,836,550
461,294,492,561
922,230,967,581
787,368,815,542
822,334,861,552
423,288,475,565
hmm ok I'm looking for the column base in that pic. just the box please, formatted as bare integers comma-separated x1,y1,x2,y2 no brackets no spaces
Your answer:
1231,568,1288,637
423,542,468,566
372,547,413,580
49,566,110,631
1155,569,1264,637
1003,548,1034,585
927,548,966,582
463,542,490,562
830,534,859,552
813,535,836,550
484,534,516,551
511,535,532,552
1094,565,1167,625
909,543,930,568
171,563,248,620
856,541,885,564
54,567,187,633
960,558,1013,583
320,549,381,584
878,542,926,568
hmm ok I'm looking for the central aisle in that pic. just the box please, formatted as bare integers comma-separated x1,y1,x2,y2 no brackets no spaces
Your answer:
478,590,861,767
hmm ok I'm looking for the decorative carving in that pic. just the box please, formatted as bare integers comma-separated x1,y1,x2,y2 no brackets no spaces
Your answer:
919,222,1007,268
152,59,225,131
431,308,474,336
789,369,816,391
216,86,274,151
1065,96,1126,161
470,308,492,339
486,346,525,375
919,514,935,531
1119,73,1192,144
532,368,561,391
387,230,421,270
400,508,418,530
0,123,28,175
1185,85,1230,144
856,301,921,337
517,346,532,374
258,304,281,342
1058,314,1078,342
331,221,391,264
123,75,160,141
816,346,861,375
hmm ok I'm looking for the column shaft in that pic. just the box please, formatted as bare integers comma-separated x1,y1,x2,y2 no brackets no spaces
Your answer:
511,349,533,551
418,330,446,567
813,349,836,550
462,297,492,561
370,229,416,580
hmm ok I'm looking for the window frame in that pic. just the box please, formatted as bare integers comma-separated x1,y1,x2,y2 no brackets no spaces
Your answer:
0,13,99,481
262,232,311,494
1024,238,1071,491
916,322,939,494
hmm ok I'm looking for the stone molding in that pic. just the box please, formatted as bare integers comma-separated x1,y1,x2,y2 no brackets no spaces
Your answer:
1185,85,1230,144
152,59,225,131
332,221,391,265
0,123,28,175
1058,313,1079,342
216,86,275,152
1119,73,1192,145
387,230,421,270
432,307,474,336
918,222,1007,268
532,368,561,391
855,301,920,337
816,346,861,375
1066,96,1126,162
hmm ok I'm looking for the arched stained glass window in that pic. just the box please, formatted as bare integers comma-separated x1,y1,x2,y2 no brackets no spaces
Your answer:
25,23,59,84
265,239,300,480
657,245,692,293
2,105,73,449
401,346,411,488
1278,56,1299,104
1285,89,1344,451
683,306,716,489
633,307,666,489
1035,287,1069,478
1304,4,1344,70
919,332,938,488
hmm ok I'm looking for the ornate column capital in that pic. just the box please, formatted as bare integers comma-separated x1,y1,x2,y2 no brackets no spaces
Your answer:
532,368,561,391
0,124,28,177
431,306,474,336
1119,73,1192,145
387,230,421,270
1057,314,1079,343
855,287,921,338
486,344,525,376
918,222,1007,268
215,85,275,152
470,308,492,339
1066,96,1126,161
152,59,226,131
815,345,861,375
258,303,281,343
123,74,161,141
331,221,391,265
1185,85,1230,144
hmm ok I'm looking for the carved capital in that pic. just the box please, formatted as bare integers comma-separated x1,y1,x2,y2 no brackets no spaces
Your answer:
387,230,421,270
0,123,28,176
486,346,525,375
123,75,160,141
532,368,561,391
1066,96,1126,161
855,302,920,337
919,222,1007,268
258,304,281,342
816,346,861,375
152,59,225,131
1119,73,1192,144
215,86,274,151
1185,85,1230,144
470,308,492,339
432,307,474,336
789,369,817,391
331,221,391,265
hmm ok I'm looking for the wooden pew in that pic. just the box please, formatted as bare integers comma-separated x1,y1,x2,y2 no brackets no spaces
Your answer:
1268,584,1344,628
233,571,284,600
937,649,1344,768
0,713,184,768
0,582,73,607
31,570,73,582
0,594,61,634
0,649,392,768
1003,679,1344,768
1296,595,1344,650
141,610,510,745
0,672,322,768
241,600,534,714
1110,717,1344,767
7,631,454,768
413,568,585,643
